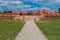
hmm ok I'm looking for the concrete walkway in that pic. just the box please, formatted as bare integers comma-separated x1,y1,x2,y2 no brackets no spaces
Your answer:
15,21,48,40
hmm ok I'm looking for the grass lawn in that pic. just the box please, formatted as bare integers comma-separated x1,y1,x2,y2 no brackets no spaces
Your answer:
0,19,24,40
36,19,60,40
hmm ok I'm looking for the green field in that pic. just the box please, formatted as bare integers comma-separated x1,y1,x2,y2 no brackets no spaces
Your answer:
36,19,60,40
0,19,24,40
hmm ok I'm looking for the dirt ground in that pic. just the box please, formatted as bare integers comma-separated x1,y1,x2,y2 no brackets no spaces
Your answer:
14,15,45,21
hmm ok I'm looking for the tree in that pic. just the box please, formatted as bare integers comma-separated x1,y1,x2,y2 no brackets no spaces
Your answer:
37,10,40,13
9,11,13,19
58,8,60,13
0,12,3,14
28,11,33,15
3,11,12,13
37,10,40,15
3,11,13,19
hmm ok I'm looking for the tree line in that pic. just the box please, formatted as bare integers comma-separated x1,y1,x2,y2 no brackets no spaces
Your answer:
0,11,12,14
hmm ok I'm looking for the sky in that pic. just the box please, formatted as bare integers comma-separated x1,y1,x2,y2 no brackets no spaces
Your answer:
0,0,60,12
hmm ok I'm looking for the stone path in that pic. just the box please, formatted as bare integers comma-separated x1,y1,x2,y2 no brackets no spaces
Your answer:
15,21,48,40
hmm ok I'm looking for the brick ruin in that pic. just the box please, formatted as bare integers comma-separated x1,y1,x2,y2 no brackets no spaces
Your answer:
0,10,60,21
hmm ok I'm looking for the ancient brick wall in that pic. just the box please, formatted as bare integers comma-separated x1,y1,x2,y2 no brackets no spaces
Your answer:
0,11,60,21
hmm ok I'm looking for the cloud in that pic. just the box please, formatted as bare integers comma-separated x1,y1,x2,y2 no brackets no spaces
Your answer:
16,5,32,12
0,1,23,5
23,0,60,6
23,0,39,2
23,0,54,4
23,5,31,8
3,4,32,12
0,1,9,5
9,1,23,4
7,5,18,12
40,7,51,11
55,0,60,2
45,0,60,5
0,0,32,12
0,0,20,1
0,1,24,11
21,7,40,12
17,5,31,8
0,0,59,12
0,7,3,11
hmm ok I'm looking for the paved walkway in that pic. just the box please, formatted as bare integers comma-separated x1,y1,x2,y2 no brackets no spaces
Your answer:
15,21,48,40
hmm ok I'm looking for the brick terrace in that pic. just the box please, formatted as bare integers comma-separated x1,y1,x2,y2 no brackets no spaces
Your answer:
0,10,60,21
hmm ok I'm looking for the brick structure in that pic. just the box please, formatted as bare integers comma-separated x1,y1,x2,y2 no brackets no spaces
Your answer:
0,10,60,21
33,12,40,15
0,13,15,19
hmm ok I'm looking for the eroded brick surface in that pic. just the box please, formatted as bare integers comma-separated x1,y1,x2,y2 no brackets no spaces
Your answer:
0,11,60,21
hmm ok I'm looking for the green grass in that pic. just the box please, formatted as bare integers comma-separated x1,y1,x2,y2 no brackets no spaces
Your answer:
0,19,24,40
36,19,60,40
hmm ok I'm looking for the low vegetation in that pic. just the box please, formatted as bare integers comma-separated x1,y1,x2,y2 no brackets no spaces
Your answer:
36,19,60,40
0,19,24,40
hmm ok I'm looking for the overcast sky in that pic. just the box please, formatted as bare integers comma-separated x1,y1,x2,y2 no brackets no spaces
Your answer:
0,0,60,12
